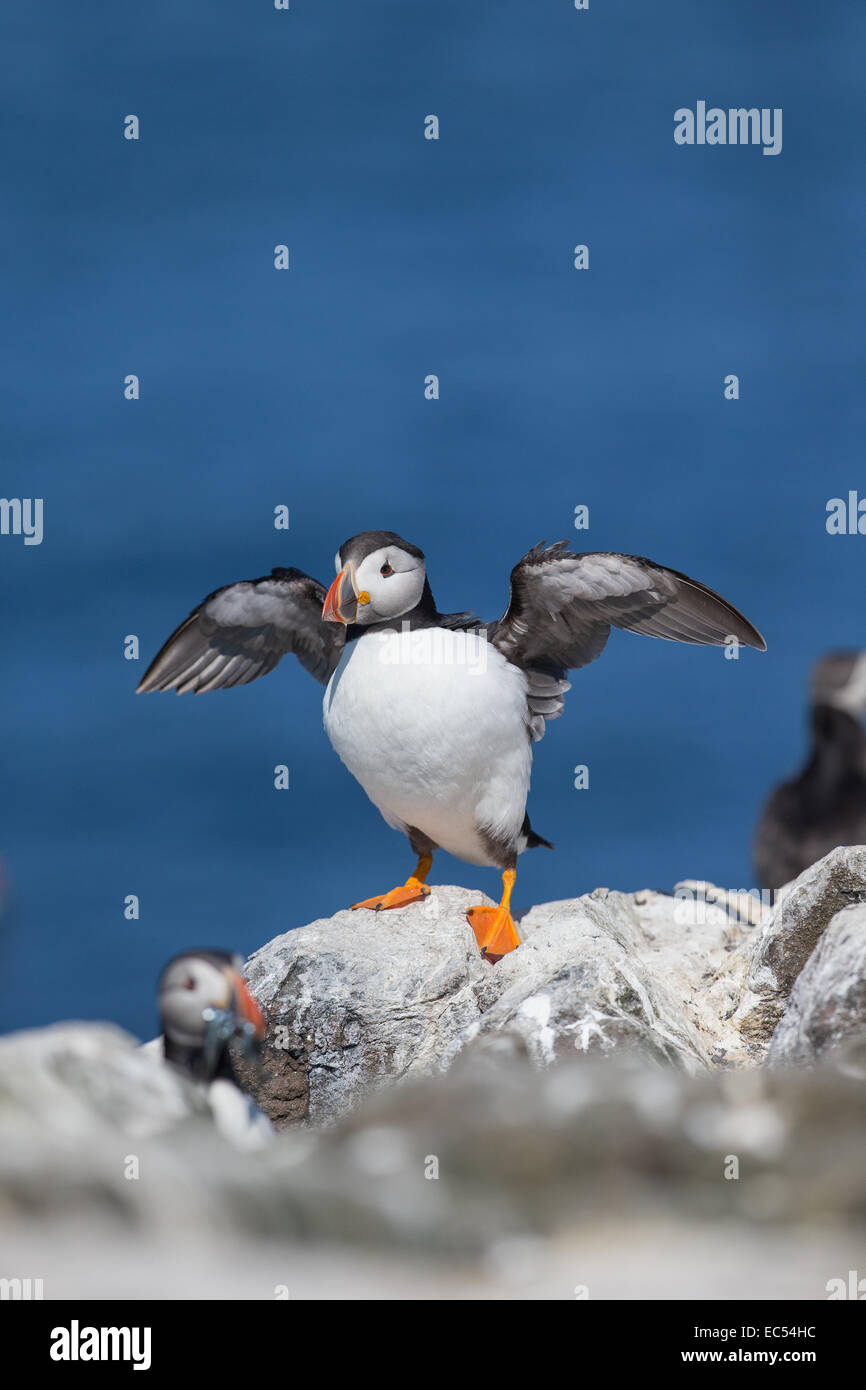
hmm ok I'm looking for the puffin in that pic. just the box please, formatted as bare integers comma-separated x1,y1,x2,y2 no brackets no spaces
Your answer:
139,531,766,958
157,948,272,1146
754,651,866,890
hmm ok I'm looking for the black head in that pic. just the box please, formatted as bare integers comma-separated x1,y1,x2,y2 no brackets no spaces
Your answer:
811,651,866,715
336,530,425,569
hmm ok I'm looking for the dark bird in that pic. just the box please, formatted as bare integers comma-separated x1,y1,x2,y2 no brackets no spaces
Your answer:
139,532,766,958
157,948,271,1144
754,650,866,890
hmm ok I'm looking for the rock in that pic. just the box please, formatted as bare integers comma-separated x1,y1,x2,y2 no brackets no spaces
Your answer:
768,903,866,1069
0,1022,204,1140
1,1020,866,1298
462,891,713,1072
243,885,491,1126
242,850,866,1123
734,846,866,1046
243,879,772,1125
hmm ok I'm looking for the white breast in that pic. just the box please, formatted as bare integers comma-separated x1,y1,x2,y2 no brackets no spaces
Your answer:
206,1078,273,1151
323,627,532,866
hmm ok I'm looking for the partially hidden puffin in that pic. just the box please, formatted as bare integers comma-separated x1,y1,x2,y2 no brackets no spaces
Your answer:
754,651,866,890
157,949,272,1146
139,532,766,958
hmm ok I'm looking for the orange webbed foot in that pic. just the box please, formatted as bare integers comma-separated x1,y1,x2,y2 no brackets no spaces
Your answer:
352,852,433,912
467,867,521,962
351,878,431,912
466,904,521,961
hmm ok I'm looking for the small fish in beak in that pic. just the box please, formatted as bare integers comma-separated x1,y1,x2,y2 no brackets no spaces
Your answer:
202,967,266,1072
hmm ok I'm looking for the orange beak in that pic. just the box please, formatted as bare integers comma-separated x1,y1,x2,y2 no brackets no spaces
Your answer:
322,563,368,625
230,971,266,1041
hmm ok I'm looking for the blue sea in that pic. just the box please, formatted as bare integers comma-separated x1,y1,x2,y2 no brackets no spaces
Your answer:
2,1,863,1039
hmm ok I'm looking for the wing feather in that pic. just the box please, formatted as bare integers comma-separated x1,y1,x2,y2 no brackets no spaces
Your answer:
137,567,344,694
489,542,765,739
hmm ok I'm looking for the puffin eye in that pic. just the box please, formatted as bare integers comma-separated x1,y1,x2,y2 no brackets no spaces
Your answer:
380,562,394,577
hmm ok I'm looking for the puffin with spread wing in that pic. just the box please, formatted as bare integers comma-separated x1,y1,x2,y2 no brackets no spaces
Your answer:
139,531,765,959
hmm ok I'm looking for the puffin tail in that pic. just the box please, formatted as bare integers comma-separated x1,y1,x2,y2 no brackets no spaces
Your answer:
522,813,554,852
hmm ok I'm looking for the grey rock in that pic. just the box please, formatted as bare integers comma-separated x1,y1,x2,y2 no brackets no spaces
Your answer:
243,885,491,1125
242,848,866,1123
0,1022,203,1140
462,891,712,1072
768,903,866,1068
243,880,771,1125
1,1021,866,1299
734,846,866,1046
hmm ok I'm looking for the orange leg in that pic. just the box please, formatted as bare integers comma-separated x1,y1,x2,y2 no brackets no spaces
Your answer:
351,853,433,911
466,868,521,960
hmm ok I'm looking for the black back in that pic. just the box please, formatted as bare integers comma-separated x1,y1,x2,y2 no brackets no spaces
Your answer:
754,704,866,889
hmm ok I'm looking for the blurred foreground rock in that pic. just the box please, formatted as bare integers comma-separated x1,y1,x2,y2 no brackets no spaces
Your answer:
2,1026,866,1298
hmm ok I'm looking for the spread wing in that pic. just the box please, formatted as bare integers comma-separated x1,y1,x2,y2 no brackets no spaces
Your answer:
137,567,344,694
489,542,766,740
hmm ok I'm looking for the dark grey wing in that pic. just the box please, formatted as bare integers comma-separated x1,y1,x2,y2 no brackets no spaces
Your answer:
137,567,344,694
489,541,766,739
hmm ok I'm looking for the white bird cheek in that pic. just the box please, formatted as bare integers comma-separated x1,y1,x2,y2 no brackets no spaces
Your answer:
382,573,415,618
363,571,417,620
